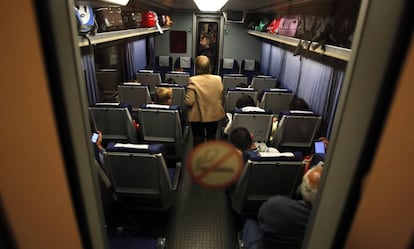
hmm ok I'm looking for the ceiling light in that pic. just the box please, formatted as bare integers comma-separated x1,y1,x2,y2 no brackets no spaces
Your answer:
193,0,228,11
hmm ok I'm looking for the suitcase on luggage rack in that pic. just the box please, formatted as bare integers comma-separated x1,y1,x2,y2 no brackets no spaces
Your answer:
121,10,142,29
95,7,124,32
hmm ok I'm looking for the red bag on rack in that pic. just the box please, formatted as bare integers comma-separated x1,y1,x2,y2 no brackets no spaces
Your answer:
278,16,301,37
141,11,158,27
267,17,281,34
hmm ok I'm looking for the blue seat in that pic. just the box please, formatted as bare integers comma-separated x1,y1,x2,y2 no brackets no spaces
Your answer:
118,83,152,113
240,59,261,84
222,74,248,94
250,76,278,96
224,88,258,112
155,56,173,82
89,103,138,144
136,70,162,95
272,111,322,152
174,56,194,75
138,104,187,160
230,110,274,143
219,58,240,76
230,151,304,216
104,143,181,211
164,71,190,86
258,88,293,115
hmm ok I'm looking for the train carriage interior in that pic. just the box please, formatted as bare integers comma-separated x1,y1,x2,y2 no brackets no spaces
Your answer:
1,0,413,249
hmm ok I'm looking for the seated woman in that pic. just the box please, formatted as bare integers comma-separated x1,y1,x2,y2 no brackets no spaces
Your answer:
154,87,173,105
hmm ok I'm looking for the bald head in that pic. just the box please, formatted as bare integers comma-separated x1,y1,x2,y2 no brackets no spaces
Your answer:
195,55,211,75
300,164,323,206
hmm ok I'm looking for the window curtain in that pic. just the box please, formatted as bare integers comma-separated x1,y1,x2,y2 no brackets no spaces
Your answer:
279,51,301,92
146,36,155,69
260,42,271,75
325,69,345,137
296,57,333,116
125,39,147,80
125,42,135,81
81,52,99,105
269,45,286,80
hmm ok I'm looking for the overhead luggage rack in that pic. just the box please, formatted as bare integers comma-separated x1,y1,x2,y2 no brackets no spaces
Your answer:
78,27,170,47
247,30,351,61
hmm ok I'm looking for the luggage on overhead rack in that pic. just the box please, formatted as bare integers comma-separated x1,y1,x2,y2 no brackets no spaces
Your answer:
277,16,301,37
121,9,142,29
74,5,97,36
95,7,125,32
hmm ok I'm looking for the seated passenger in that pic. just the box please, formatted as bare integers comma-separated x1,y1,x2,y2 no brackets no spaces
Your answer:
228,127,279,159
154,87,173,105
269,96,311,142
241,164,324,249
224,95,266,135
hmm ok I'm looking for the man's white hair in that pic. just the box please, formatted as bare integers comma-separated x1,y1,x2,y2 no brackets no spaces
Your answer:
300,164,323,205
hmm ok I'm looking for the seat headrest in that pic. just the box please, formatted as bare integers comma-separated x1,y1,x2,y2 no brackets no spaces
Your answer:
141,104,181,110
138,69,154,73
106,142,166,154
168,71,189,75
223,59,235,69
279,110,315,117
158,56,171,67
234,106,271,114
243,59,256,71
244,150,303,161
179,57,191,68
228,87,256,92
122,82,141,86
95,102,121,107
157,83,184,88
263,88,290,92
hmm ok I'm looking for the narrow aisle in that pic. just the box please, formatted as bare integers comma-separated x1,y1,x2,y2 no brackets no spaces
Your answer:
166,139,238,249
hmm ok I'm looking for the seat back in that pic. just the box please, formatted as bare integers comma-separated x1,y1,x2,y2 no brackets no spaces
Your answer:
89,104,138,143
155,56,173,82
118,83,151,112
259,89,294,115
96,69,119,101
240,59,260,84
272,112,322,150
137,105,184,160
251,76,278,95
136,70,162,94
219,58,240,76
222,75,248,94
174,57,194,75
224,88,257,112
164,71,190,86
231,152,304,216
104,143,181,210
231,112,274,143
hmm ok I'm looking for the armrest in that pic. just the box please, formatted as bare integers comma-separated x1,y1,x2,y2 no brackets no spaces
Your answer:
171,162,182,191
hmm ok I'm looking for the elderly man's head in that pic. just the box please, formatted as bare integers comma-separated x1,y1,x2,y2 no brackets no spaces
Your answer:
300,164,323,206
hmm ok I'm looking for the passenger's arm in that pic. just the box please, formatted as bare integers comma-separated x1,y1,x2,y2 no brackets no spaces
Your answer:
185,88,196,106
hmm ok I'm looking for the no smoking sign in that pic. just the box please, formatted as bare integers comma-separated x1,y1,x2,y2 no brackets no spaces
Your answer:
187,141,244,188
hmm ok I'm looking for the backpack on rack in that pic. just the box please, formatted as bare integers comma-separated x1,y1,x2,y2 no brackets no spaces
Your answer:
74,5,97,36
294,15,334,56
278,16,301,37
141,11,163,33
267,17,281,34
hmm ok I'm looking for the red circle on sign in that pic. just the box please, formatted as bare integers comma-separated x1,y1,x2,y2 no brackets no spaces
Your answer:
186,140,244,189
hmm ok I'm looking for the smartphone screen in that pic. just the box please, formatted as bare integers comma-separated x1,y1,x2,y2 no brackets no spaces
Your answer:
91,133,99,143
314,141,325,154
